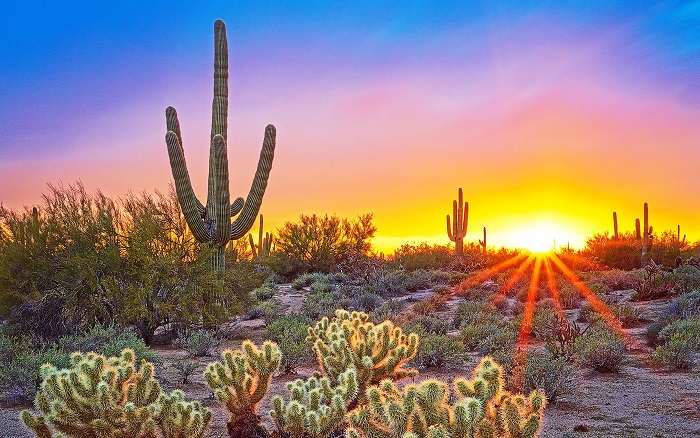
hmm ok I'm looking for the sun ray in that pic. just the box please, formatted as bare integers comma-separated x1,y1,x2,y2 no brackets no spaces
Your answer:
543,256,565,317
491,255,536,306
548,254,630,342
452,253,529,297
517,256,543,347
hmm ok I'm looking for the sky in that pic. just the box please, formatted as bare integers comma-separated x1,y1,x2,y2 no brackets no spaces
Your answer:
1,1,699,252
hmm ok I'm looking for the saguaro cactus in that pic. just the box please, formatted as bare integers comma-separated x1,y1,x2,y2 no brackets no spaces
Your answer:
479,226,487,254
446,188,468,257
612,212,618,239
248,214,273,261
636,203,653,267
165,20,276,271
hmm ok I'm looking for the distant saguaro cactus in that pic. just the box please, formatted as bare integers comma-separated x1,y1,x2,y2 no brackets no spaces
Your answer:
446,188,468,257
612,211,619,239
165,20,276,271
479,226,487,254
248,214,273,260
635,202,653,267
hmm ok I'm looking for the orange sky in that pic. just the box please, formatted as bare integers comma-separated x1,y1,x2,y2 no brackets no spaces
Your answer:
2,4,699,253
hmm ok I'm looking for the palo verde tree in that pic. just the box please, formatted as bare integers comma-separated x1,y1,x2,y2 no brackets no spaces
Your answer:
164,19,276,272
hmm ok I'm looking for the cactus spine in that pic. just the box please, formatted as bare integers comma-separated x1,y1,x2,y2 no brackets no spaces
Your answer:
248,214,273,260
612,211,618,239
21,349,210,438
479,226,487,254
636,202,653,267
204,340,281,438
446,188,468,257
165,20,276,271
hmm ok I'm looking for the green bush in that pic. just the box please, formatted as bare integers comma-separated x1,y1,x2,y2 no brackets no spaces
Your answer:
263,313,313,373
652,318,700,369
252,282,276,301
405,315,451,335
310,280,333,295
574,325,626,372
173,329,221,357
667,290,700,319
174,360,199,383
291,272,330,290
353,289,384,312
368,300,404,324
458,312,509,351
0,345,70,406
410,331,467,369
519,352,578,403
666,265,700,294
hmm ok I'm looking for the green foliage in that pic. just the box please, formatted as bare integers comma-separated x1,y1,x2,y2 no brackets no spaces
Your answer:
652,318,700,369
389,242,454,271
542,316,589,361
275,213,376,275
173,360,198,384
173,329,221,357
263,313,313,373
204,340,281,438
291,272,331,290
20,348,210,437
405,315,451,335
583,232,642,270
0,184,255,342
665,265,700,294
346,357,546,438
368,300,404,324
667,290,700,319
517,352,578,403
252,282,276,301
411,331,467,369
352,288,385,313
574,325,626,372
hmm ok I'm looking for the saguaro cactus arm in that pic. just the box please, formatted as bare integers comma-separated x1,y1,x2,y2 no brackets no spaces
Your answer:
230,125,276,240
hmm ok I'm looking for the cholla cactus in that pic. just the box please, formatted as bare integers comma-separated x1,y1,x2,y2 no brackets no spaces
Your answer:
347,357,546,438
204,340,280,438
20,349,210,438
165,20,276,271
271,368,359,438
307,310,418,406
446,188,468,257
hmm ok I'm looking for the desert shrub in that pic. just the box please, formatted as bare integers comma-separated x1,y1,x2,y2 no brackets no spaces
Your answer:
300,289,342,320
353,289,384,312
58,324,162,369
428,269,452,286
594,269,641,292
291,272,329,290
405,269,433,292
389,242,453,271
0,340,71,406
368,300,404,323
666,265,700,294
173,329,221,357
511,303,558,340
310,280,333,295
453,299,501,328
632,262,672,301
412,294,445,315
246,305,266,320
252,282,276,301
405,315,451,335
611,303,644,326
410,331,467,369
557,283,582,309
652,318,700,369
477,325,517,357
574,325,626,372
519,352,578,403
368,269,414,298
583,232,641,270
263,313,312,373
666,290,700,319
543,316,590,361
174,360,199,383
275,213,376,274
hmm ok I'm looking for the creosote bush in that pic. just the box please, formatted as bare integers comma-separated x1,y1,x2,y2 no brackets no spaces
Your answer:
263,313,313,373
651,318,700,369
173,329,221,357
574,324,626,372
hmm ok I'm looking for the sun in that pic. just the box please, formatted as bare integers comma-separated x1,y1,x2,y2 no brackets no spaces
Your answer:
500,221,575,253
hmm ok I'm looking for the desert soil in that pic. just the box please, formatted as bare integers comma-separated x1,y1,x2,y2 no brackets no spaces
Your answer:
2,284,699,438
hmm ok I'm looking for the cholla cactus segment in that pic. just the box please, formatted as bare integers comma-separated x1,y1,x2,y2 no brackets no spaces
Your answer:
156,389,211,438
204,340,280,437
271,367,358,438
347,357,546,438
307,310,418,405
164,19,276,271
20,349,210,438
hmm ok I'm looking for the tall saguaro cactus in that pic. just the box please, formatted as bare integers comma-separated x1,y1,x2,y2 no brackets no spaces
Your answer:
636,202,653,267
479,226,487,254
165,20,276,271
612,211,619,239
446,188,468,257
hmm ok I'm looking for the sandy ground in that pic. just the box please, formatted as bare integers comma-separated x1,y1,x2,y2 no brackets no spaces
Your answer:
3,285,699,438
